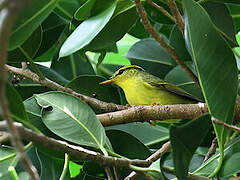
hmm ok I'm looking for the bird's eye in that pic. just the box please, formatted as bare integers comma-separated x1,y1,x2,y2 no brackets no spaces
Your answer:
118,69,124,75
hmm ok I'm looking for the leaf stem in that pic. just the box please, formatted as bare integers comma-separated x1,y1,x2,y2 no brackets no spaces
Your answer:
59,153,69,180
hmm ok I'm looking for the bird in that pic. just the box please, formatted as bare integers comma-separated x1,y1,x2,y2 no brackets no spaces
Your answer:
100,65,199,106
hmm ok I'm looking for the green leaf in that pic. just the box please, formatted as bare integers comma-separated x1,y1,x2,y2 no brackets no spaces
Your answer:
32,64,69,86
170,114,211,180
106,130,151,178
79,162,106,179
9,0,59,50
106,123,169,147
228,4,240,32
24,96,58,137
8,26,42,62
59,1,116,57
124,38,175,78
202,1,237,46
0,147,17,175
96,63,123,78
54,0,83,20
15,83,50,101
144,0,174,25
34,91,108,155
51,52,95,81
194,136,240,178
5,84,29,123
85,4,138,51
169,26,192,62
165,65,204,101
35,12,68,57
183,0,238,176
204,0,240,4
69,161,82,178
65,75,121,105
74,0,96,20
128,18,149,39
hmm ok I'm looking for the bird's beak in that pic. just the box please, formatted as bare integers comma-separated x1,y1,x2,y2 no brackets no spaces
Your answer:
99,79,115,85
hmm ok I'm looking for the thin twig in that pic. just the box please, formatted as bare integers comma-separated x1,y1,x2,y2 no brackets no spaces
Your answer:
146,0,175,22
113,166,121,180
21,62,28,70
204,137,217,162
212,117,240,133
134,0,200,87
105,167,114,180
125,141,171,180
0,131,10,143
167,0,184,34
0,0,39,179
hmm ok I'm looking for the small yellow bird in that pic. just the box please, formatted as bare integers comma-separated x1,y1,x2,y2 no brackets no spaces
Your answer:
100,65,199,106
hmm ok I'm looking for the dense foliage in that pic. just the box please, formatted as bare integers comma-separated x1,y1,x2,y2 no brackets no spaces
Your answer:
1,0,240,179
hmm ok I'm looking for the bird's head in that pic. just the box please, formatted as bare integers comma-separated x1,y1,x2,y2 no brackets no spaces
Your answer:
100,65,145,86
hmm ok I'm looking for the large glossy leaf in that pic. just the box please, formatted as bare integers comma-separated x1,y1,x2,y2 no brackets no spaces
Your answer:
165,65,204,101
35,149,71,180
128,18,149,39
35,12,68,57
84,2,138,51
54,0,83,20
169,26,192,62
205,0,240,4
16,83,50,101
34,91,108,155
59,1,116,57
74,0,96,20
8,26,42,62
24,96,58,137
5,84,29,123
0,147,17,175
170,115,211,180
202,2,237,46
194,136,240,178
106,130,151,179
228,4,240,32
51,52,95,81
65,75,120,105
32,64,69,86
106,123,169,147
9,0,59,50
183,0,238,176
124,38,175,78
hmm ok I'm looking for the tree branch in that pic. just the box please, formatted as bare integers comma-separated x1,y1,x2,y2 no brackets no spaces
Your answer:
167,0,184,34
134,0,200,87
5,64,126,112
98,103,208,126
146,0,175,22
212,117,240,133
204,137,217,162
5,64,240,127
0,121,155,168
125,141,171,180
0,0,39,179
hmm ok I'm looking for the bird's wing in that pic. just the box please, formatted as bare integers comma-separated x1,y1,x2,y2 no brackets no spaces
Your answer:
143,74,200,102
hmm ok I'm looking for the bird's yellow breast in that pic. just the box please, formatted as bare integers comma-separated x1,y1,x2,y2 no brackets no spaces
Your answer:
116,77,191,105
